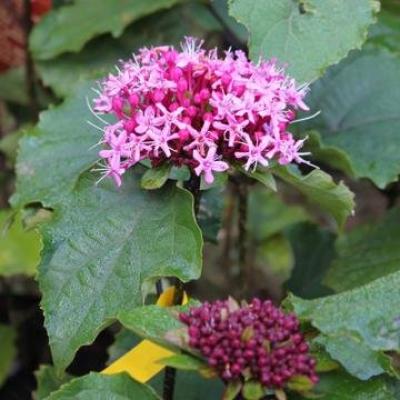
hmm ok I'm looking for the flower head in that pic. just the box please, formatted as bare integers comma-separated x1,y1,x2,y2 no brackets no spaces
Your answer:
92,37,312,186
179,298,318,391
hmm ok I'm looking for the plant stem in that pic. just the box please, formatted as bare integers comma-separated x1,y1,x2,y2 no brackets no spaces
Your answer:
162,173,201,400
23,0,39,121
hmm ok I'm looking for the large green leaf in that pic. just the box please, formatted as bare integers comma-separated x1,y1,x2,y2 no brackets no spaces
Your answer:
325,208,400,292
44,373,160,400
30,0,185,60
272,166,354,229
34,365,72,400
0,324,16,385
285,222,335,299
0,210,41,277
36,3,222,98
38,174,202,371
315,335,392,381
302,48,400,188
12,83,100,208
288,271,400,379
229,0,379,82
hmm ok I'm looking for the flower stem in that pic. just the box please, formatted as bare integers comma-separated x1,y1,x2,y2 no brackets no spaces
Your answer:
162,173,201,400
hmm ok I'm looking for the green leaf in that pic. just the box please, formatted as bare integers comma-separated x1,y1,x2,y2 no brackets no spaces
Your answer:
118,304,191,350
301,48,400,188
285,222,335,299
0,128,25,165
288,270,400,379
158,354,207,371
0,324,16,385
107,329,139,364
197,186,225,243
286,375,314,392
368,10,400,54
44,372,160,400
0,67,29,105
34,365,72,400
248,185,309,242
12,82,101,208
242,380,264,400
315,335,393,380
241,167,277,192
229,0,379,82
308,370,396,400
36,3,222,97
37,174,202,371
223,380,242,400
272,166,354,229
0,210,41,277
30,0,185,60
324,208,400,292
141,164,172,190
211,0,248,45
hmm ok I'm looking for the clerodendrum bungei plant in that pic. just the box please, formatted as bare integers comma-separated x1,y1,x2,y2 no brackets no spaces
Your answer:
86,38,318,400
8,1,400,399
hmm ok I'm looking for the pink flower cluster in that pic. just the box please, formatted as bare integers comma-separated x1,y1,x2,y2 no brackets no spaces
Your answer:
179,298,318,390
92,37,311,186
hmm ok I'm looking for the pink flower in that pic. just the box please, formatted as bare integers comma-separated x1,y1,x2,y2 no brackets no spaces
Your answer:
135,106,163,134
91,37,313,186
235,134,271,171
193,146,229,184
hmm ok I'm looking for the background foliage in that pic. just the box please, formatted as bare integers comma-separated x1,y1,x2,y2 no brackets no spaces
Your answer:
1,0,400,399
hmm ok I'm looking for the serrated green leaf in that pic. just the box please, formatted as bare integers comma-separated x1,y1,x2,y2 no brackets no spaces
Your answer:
37,174,202,371
0,324,16,385
315,335,392,380
288,271,400,379
34,365,72,400
36,3,222,97
325,208,400,292
301,48,400,188
158,353,207,371
12,82,100,208
141,164,172,190
44,372,160,400
272,166,354,229
30,0,185,60
0,210,41,277
285,222,335,299
229,0,379,82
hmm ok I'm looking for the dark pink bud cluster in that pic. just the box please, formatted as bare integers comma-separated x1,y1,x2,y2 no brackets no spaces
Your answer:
179,298,318,389
91,37,313,187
